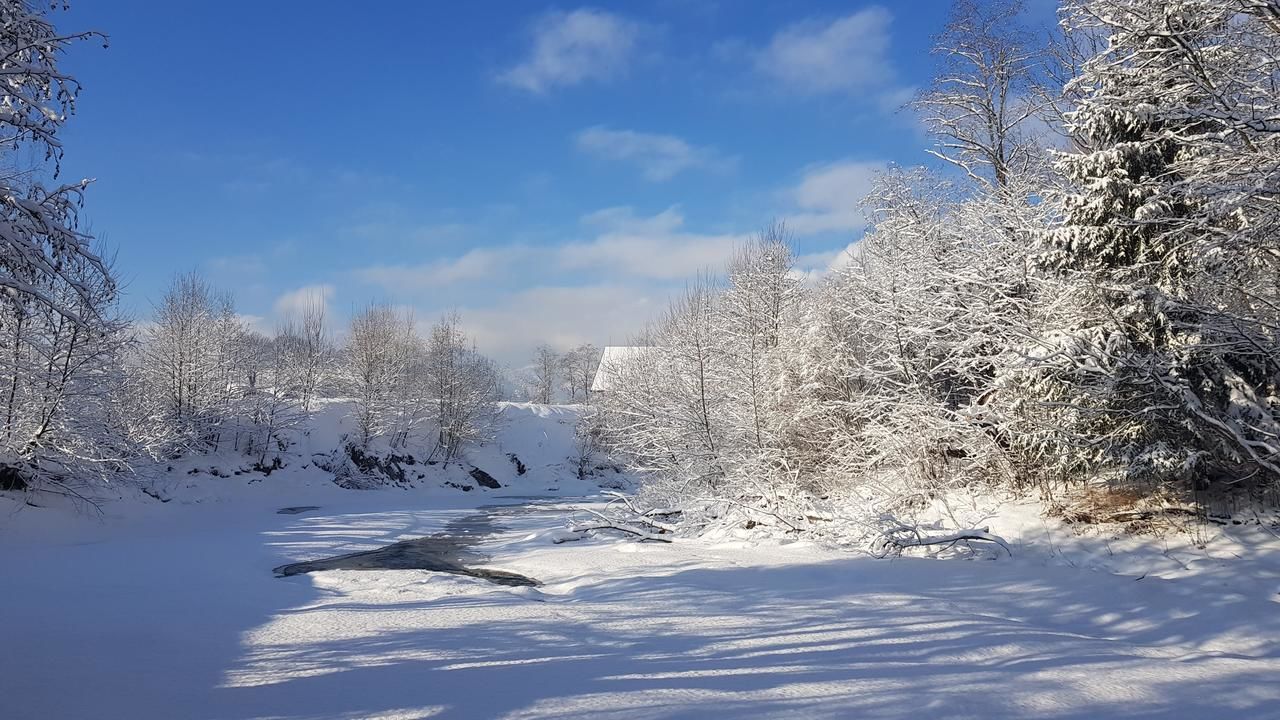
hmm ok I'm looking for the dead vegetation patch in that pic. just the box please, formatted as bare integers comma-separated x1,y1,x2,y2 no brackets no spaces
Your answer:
1048,486,1199,534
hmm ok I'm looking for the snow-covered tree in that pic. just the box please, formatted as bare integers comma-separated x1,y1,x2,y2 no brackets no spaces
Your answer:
560,343,601,403
277,296,331,412
0,1,110,326
0,1,128,495
783,168,1041,530
342,304,415,447
596,277,727,501
238,330,303,469
1020,0,1280,492
0,253,129,492
527,344,559,404
136,273,248,453
717,222,798,454
423,312,499,461
912,0,1050,190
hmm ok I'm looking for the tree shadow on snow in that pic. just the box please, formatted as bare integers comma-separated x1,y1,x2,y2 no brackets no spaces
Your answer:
202,538,1280,720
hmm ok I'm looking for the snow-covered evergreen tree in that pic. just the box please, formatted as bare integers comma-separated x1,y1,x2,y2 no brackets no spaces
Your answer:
1024,0,1280,492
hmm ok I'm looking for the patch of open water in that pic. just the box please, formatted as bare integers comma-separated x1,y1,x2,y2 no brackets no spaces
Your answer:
273,502,547,587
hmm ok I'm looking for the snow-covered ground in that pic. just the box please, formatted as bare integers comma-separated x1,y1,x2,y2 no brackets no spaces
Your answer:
3,403,1279,719
121,400,612,503
3,478,1279,719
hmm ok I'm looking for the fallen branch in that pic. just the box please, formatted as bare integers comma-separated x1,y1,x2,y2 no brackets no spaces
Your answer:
593,491,686,532
696,494,802,533
569,521,672,543
874,526,1011,558
601,491,683,533
1104,506,1199,523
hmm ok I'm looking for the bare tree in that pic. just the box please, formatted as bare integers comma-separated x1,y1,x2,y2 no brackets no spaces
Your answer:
278,295,330,412
342,304,414,447
139,273,246,452
528,344,559,404
911,0,1049,190
560,343,601,403
235,330,306,469
424,312,499,461
0,1,111,326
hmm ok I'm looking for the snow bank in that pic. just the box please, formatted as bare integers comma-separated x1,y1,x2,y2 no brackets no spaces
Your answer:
0,400,620,535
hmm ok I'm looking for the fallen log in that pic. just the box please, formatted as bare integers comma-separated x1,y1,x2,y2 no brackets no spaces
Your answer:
1104,506,1199,523
568,521,673,543
874,527,1011,557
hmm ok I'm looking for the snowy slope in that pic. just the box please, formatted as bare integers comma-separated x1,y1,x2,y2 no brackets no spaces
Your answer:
473,402,595,489
96,400,613,507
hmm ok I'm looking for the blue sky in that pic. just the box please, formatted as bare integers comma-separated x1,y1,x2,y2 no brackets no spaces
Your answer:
55,1,1055,364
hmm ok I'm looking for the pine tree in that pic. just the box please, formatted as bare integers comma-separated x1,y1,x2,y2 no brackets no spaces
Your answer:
1032,0,1280,491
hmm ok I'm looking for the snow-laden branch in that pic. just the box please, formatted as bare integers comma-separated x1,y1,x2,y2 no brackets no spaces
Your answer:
873,522,1012,558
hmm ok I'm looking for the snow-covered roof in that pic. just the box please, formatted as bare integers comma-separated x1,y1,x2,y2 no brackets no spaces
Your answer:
591,346,661,393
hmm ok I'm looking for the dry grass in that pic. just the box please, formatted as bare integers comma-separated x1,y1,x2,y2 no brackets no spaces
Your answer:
1047,485,1197,534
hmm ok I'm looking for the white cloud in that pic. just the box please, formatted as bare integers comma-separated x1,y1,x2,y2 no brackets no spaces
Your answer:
235,313,273,336
271,284,335,320
581,205,684,233
784,160,886,235
354,246,537,290
755,7,895,96
790,241,861,285
793,247,844,273
456,284,663,365
343,219,471,245
826,241,860,273
559,206,747,279
499,9,642,93
353,207,746,291
574,126,735,181
345,206,761,363
877,84,918,114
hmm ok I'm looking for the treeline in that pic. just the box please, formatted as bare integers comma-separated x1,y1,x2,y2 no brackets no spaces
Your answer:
130,275,502,465
519,343,602,405
344,306,499,460
2,263,505,493
598,0,1280,531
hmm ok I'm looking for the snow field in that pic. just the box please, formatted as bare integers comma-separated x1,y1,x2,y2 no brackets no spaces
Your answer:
3,486,1279,719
